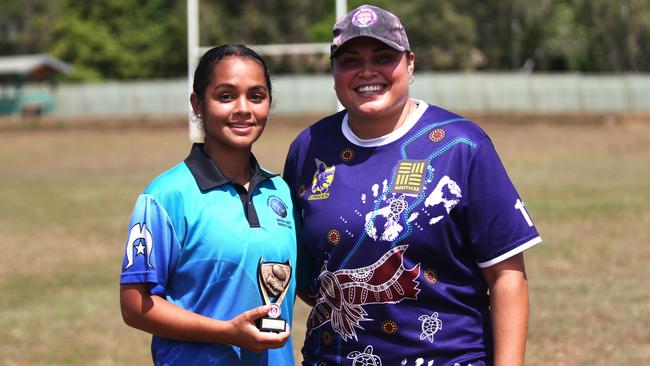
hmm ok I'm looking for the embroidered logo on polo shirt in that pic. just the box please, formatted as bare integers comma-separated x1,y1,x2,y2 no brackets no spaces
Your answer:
391,160,427,196
267,195,292,229
268,196,288,218
308,158,336,200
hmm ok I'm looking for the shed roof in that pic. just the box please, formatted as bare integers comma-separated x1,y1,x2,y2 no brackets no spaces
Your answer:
0,54,72,78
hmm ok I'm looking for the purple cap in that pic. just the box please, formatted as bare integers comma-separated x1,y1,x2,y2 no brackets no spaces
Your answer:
331,5,410,57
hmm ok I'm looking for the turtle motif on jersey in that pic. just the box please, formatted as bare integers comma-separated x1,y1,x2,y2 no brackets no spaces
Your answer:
418,312,442,342
364,194,410,241
347,345,382,366
386,194,408,221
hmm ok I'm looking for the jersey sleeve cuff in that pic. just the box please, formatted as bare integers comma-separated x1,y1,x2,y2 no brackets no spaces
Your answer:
120,271,160,286
476,236,542,268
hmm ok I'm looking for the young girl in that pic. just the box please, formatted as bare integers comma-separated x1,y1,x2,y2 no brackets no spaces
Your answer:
284,5,541,366
120,45,297,366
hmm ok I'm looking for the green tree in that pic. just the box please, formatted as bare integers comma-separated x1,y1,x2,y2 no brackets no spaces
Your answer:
3,0,649,78
197,0,334,73
0,0,55,55
401,0,479,70
533,1,586,71
47,0,186,80
575,0,650,71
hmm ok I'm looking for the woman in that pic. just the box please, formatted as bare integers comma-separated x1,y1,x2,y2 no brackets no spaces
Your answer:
119,45,297,365
283,5,542,366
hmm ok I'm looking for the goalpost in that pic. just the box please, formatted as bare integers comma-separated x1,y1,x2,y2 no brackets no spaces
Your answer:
186,0,347,142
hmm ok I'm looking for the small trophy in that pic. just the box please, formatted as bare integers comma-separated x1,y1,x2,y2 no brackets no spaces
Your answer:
257,258,292,333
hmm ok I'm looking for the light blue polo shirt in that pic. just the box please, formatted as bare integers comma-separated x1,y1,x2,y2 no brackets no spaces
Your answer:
120,143,297,366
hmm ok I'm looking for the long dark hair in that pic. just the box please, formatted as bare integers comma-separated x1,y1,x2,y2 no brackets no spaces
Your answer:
192,44,272,103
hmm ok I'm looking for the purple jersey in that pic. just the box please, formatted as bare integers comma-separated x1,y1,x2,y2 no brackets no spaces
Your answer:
283,100,541,366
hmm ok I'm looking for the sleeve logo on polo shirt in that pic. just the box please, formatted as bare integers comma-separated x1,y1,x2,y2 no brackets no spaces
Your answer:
267,195,292,229
124,223,155,270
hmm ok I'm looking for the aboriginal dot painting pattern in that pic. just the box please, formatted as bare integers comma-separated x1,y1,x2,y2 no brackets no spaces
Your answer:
322,330,333,346
429,128,445,142
424,268,438,283
381,320,398,335
340,148,355,162
327,229,341,245
330,117,479,365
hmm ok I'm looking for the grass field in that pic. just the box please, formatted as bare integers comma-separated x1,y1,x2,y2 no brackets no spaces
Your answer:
1,116,649,365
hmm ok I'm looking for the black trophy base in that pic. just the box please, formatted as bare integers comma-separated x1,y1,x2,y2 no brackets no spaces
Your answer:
257,316,287,333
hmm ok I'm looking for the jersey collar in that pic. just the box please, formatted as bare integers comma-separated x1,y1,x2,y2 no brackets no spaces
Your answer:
184,143,277,191
341,98,428,147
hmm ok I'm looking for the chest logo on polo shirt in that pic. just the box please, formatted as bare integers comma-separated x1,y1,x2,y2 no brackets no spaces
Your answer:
267,195,292,229
308,158,336,201
391,160,427,196
268,196,288,218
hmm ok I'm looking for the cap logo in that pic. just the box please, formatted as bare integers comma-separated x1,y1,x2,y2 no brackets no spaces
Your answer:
351,8,377,28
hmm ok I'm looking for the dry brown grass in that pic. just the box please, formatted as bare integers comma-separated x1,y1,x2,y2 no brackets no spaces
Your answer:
0,114,648,365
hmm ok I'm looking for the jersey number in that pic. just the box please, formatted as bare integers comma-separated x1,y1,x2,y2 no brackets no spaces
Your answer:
514,199,533,227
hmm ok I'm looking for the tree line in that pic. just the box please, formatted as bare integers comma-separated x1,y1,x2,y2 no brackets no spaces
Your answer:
1,0,648,80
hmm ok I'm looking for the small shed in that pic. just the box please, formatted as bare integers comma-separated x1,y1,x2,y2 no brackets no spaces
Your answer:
0,54,72,116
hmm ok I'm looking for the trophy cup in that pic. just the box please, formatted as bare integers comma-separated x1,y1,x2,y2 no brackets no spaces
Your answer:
257,258,292,333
